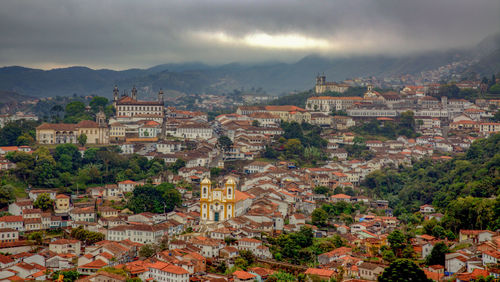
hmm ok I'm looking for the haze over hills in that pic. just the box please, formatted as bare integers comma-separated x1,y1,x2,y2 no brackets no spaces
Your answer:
1,33,499,99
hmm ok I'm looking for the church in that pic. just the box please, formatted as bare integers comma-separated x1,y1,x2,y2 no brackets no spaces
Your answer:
200,178,237,223
113,86,165,123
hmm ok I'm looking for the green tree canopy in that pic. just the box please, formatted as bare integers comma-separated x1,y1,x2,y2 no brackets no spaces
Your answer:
425,242,449,266
70,226,105,245
313,186,329,194
0,120,39,146
218,135,233,151
52,270,80,282
89,96,109,113
378,259,432,282
78,133,87,147
139,244,156,258
0,185,15,209
169,158,186,174
33,193,54,211
311,208,328,227
127,183,182,214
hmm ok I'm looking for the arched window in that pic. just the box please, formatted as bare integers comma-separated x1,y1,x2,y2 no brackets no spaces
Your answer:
203,187,207,195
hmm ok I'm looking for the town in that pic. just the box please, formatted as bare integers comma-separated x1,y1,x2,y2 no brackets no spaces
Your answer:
0,71,497,282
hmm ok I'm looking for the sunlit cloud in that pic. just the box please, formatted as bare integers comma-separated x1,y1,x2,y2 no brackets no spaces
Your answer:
195,31,334,51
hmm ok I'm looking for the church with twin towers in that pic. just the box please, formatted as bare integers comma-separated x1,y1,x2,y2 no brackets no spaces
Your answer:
112,85,165,118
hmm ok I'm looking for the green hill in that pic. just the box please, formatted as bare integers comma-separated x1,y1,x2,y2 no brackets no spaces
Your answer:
362,133,500,231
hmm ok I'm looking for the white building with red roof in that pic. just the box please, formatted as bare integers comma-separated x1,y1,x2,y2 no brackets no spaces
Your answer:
146,261,189,282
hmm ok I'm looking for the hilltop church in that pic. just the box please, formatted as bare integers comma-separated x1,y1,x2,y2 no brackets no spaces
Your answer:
112,86,165,124
315,75,350,94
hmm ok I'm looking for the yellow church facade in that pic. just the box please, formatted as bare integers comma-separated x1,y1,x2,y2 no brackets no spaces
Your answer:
200,178,236,223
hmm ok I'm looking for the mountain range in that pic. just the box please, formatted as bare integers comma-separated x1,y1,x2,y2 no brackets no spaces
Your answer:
0,33,499,99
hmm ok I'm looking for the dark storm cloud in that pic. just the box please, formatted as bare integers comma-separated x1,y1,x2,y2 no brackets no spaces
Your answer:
0,0,499,69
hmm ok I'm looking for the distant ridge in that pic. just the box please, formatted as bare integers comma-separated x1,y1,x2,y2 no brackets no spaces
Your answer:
0,32,499,98
0,90,36,104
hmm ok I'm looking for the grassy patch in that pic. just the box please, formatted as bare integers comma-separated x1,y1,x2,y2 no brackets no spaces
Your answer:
451,242,471,252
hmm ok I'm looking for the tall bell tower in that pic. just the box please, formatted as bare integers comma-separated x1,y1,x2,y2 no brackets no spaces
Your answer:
200,178,211,221
113,85,119,102
131,86,137,100
158,89,164,103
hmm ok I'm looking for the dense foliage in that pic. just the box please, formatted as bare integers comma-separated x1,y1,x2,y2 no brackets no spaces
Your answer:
362,133,500,231
0,120,39,146
265,121,327,165
353,111,418,139
6,144,166,190
378,259,432,282
70,226,105,245
268,226,345,265
127,183,182,214
33,193,54,211
51,270,80,282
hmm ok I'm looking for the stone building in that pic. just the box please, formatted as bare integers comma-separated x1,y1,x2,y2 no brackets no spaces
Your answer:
113,86,164,119
315,75,350,94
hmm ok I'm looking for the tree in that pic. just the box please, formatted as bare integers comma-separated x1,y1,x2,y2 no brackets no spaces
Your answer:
28,231,44,245
70,226,105,245
16,132,35,146
489,84,500,94
0,185,15,209
169,158,186,174
425,242,449,266
50,104,64,121
127,183,182,214
282,121,303,140
263,146,279,159
139,244,156,258
218,135,233,151
399,111,415,130
304,146,322,162
331,235,345,248
89,96,109,113
52,270,80,282
224,237,237,245
284,138,304,158
313,186,329,194
234,250,255,270
210,167,222,177
268,271,297,281
378,259,432,282
33,193,54,211
493,110,500,122
64,101,91,123
382,249,396,263
78,133,87,147
252,120,260,127
388,230,407,257
0,120,39,146
311,208,328,227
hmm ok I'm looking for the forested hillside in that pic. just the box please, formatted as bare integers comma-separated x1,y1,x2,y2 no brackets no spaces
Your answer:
362,133,500,232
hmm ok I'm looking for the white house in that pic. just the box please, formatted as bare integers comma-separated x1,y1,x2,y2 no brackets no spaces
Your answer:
107,224,170,244
147,261,189,282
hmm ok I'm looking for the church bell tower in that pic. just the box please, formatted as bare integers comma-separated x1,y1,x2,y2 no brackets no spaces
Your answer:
113,85,119,101
131,86,137,100
158,89,164,103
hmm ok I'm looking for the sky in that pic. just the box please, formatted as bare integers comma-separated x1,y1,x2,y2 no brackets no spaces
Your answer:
1,0,499,70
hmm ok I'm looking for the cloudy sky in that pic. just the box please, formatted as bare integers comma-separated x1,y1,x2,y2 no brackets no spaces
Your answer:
1,0,499,70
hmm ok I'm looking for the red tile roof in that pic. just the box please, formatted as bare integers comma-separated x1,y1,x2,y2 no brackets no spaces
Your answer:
233,270,256,280
304,268,335,278
79,259,108,269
